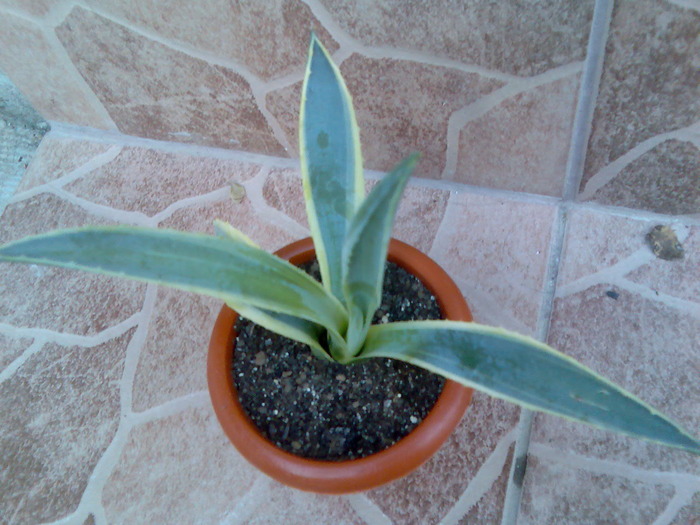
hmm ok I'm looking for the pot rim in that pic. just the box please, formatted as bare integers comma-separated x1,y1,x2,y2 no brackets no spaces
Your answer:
207,237,473,493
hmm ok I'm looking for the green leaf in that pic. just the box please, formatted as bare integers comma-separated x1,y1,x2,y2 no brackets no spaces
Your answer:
213,219,257,247
231,303,333,362
342,153,419,357
300,33,363,302
211,220,339,360
360,321,700,454
0,226,348,339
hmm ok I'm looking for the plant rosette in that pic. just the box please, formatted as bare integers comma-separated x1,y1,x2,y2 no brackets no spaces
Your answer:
208,237,473,493
1,34,698,497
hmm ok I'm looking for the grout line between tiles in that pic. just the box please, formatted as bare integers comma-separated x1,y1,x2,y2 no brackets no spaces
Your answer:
578,122,700,199
500,1,615,523
345,494,393,525
61,284,157,525
40,121,700,229
0,314,141,350
530,443,700,486
499,206,568,525
571,200,700,225
441,429,516,525
652,487,698,525
41,122,558,205
442,62,583,180
45,122,301,168
562,0,614,202
10,145,122,203
666,0,700,12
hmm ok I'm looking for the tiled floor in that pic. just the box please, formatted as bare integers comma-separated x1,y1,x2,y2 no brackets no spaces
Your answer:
0,0,699,523
1,127,698,524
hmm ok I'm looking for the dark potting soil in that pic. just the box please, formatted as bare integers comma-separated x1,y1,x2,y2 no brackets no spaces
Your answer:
232,260,445,461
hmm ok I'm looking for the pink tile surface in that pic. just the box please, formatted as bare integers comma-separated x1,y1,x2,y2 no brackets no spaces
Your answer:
392,184,451,254
460,445,513,524
0,194,144,335
65,146,261,216
131,289,219,412
454,74,580,196
1,0,594,199
0,12,112,128
581,0,700,214
670,492,700,524
268,54,503,179
367,392,518,524
0,0,57,16
585,139,700,215
262,167,308,229
626,225,700,303
1,330,133,523
520,456,675,525
160,195,299,252
320,0,593,76
430,193,556,335
103,405,261,524
524,207,700,521
0,334,32,371
17,136,113,192
56,7,285,154
243,483,362,524
540,285,699,473
84,0,338,81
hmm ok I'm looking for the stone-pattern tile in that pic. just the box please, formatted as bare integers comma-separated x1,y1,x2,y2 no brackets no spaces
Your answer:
0,333,32,371
0,0,57,16
160,196,298,252
430,193,556,335
524,207,700,520
455,74,580,196
520,456,675,525
556,208,653,285
537,285,699,473
321,0,594,77
262,167,308,228
263,170,451,254
103,405,261,524
581,0,700,212
392,184,451,255
84,0,338,81
671,492,700,524
342,56,502,179
0,12,111,128
65,146,261,216
0,330,133,523
131,288,219,412
586,139,700,215
267,54,503,179
56,7,285,154
17,136,114,192
366,393,518,524
244,483,362,524
460,445,513,524
0,194,144,335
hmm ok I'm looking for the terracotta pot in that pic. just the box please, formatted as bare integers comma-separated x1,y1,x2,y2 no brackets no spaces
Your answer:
208,237,473,493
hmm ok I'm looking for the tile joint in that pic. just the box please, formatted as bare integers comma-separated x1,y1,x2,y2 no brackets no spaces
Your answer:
500,0,615,523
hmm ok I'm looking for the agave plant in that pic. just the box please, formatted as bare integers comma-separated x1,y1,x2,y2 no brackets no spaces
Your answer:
0,35,698,455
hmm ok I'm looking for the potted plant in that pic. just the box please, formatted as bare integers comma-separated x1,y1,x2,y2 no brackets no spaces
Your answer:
0,35,698,494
